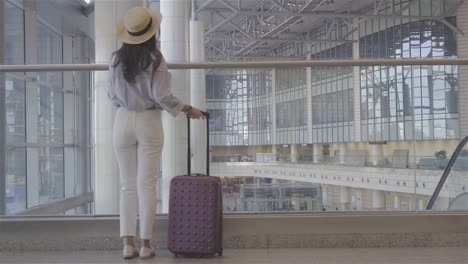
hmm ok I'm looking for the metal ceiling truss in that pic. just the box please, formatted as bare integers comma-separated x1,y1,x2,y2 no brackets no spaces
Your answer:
249,0,370,57
198,0,466,60
207,36,355,44
231,0,318,57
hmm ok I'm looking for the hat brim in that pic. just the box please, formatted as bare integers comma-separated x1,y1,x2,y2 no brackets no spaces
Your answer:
117,9,162,45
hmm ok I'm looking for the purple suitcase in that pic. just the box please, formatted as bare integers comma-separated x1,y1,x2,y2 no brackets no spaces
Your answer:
168,112,223,257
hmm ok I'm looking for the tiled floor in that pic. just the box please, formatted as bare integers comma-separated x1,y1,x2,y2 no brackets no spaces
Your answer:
1,248,467,264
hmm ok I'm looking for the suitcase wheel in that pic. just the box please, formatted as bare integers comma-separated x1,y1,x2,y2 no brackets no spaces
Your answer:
218,248,223,256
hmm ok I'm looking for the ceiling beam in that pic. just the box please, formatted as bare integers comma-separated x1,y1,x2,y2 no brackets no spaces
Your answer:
204,0,243,37
233,15,300,55
236,11,444,20
301,0,319,11
195,0,218,15
207,55,306,60
205,13,238,36
440,18,465,36
256,0,356,57
220,0,240,13
207,36,356,44
374,0,386,15
225,17,255,39
208,44,229,56
206,0,279,55
236,0,320,56
212,11,255,39
269,0,290,12
200,9,445,21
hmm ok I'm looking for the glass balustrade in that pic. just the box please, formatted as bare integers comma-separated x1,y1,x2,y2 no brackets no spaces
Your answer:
1,62,467,215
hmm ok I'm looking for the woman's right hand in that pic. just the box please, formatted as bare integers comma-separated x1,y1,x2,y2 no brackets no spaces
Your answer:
188,106,205,119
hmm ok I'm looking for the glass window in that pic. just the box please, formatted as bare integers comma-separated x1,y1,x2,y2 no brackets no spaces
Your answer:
358,1,459,141
4,1,26,214
312,65,353,143
34,22,65,204
207,69,272,146
4,2,24,65
2,0,95,216
6,148,26,214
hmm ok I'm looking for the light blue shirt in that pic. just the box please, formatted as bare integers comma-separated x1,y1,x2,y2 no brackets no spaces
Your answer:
108,55,184,116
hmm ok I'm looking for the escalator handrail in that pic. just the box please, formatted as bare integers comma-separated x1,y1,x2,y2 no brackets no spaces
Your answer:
426,135,468,210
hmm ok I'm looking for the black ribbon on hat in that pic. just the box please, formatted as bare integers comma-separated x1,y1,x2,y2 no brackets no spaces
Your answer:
128,17,152,37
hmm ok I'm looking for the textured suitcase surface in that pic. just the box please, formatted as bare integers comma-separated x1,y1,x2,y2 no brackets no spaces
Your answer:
167,112,223,257
168,175,222,256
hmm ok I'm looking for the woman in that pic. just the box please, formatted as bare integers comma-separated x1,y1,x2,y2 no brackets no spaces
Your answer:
108,7,204,259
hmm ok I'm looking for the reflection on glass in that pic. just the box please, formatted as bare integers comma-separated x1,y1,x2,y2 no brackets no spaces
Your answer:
38,147,64,202
431,143,468,211
207,69,272,146
360,8,458,141
3,68,88,214
224,180,321,213
4,1,26,215
37,22,64,144
309,22,353,144
6,148,26,214
4,2,24,65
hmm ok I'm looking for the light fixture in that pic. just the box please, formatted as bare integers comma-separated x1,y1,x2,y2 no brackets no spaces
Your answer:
83,0,92,4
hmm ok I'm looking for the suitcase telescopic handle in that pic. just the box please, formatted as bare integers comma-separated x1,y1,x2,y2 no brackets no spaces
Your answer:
187,111,210,176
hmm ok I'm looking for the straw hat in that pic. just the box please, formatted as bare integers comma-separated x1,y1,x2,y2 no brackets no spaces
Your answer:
117,7,162,45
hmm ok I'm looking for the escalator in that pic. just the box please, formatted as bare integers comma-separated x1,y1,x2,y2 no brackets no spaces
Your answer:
427,136,468,211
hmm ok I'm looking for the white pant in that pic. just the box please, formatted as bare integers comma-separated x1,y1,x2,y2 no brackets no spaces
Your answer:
113,108,164,239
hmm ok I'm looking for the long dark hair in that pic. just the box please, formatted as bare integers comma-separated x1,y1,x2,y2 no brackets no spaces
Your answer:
113,35,162,83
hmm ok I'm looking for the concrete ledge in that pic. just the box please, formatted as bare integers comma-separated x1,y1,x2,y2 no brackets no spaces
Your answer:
1,212,468,251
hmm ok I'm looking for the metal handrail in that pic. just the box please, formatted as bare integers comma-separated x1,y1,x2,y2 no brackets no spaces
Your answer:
0,58,468,72
426,135,468,210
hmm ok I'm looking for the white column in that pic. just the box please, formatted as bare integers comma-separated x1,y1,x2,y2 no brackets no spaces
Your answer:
340,186,350,211
313,144,321,163
24,0,40,207
94,0,141,214
458,3,468,136
369,144,383,166
321,185,329,209
351,189,363,210
291,144,298,163
306,49,313,143
272,145,277,155
271,69,277,145
270,145,279,162
271,68,278,161
339,144,347,164
372,190,385,210
160,0,190,213
393,194,400,209
190,20,206,175
353,22,361,141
